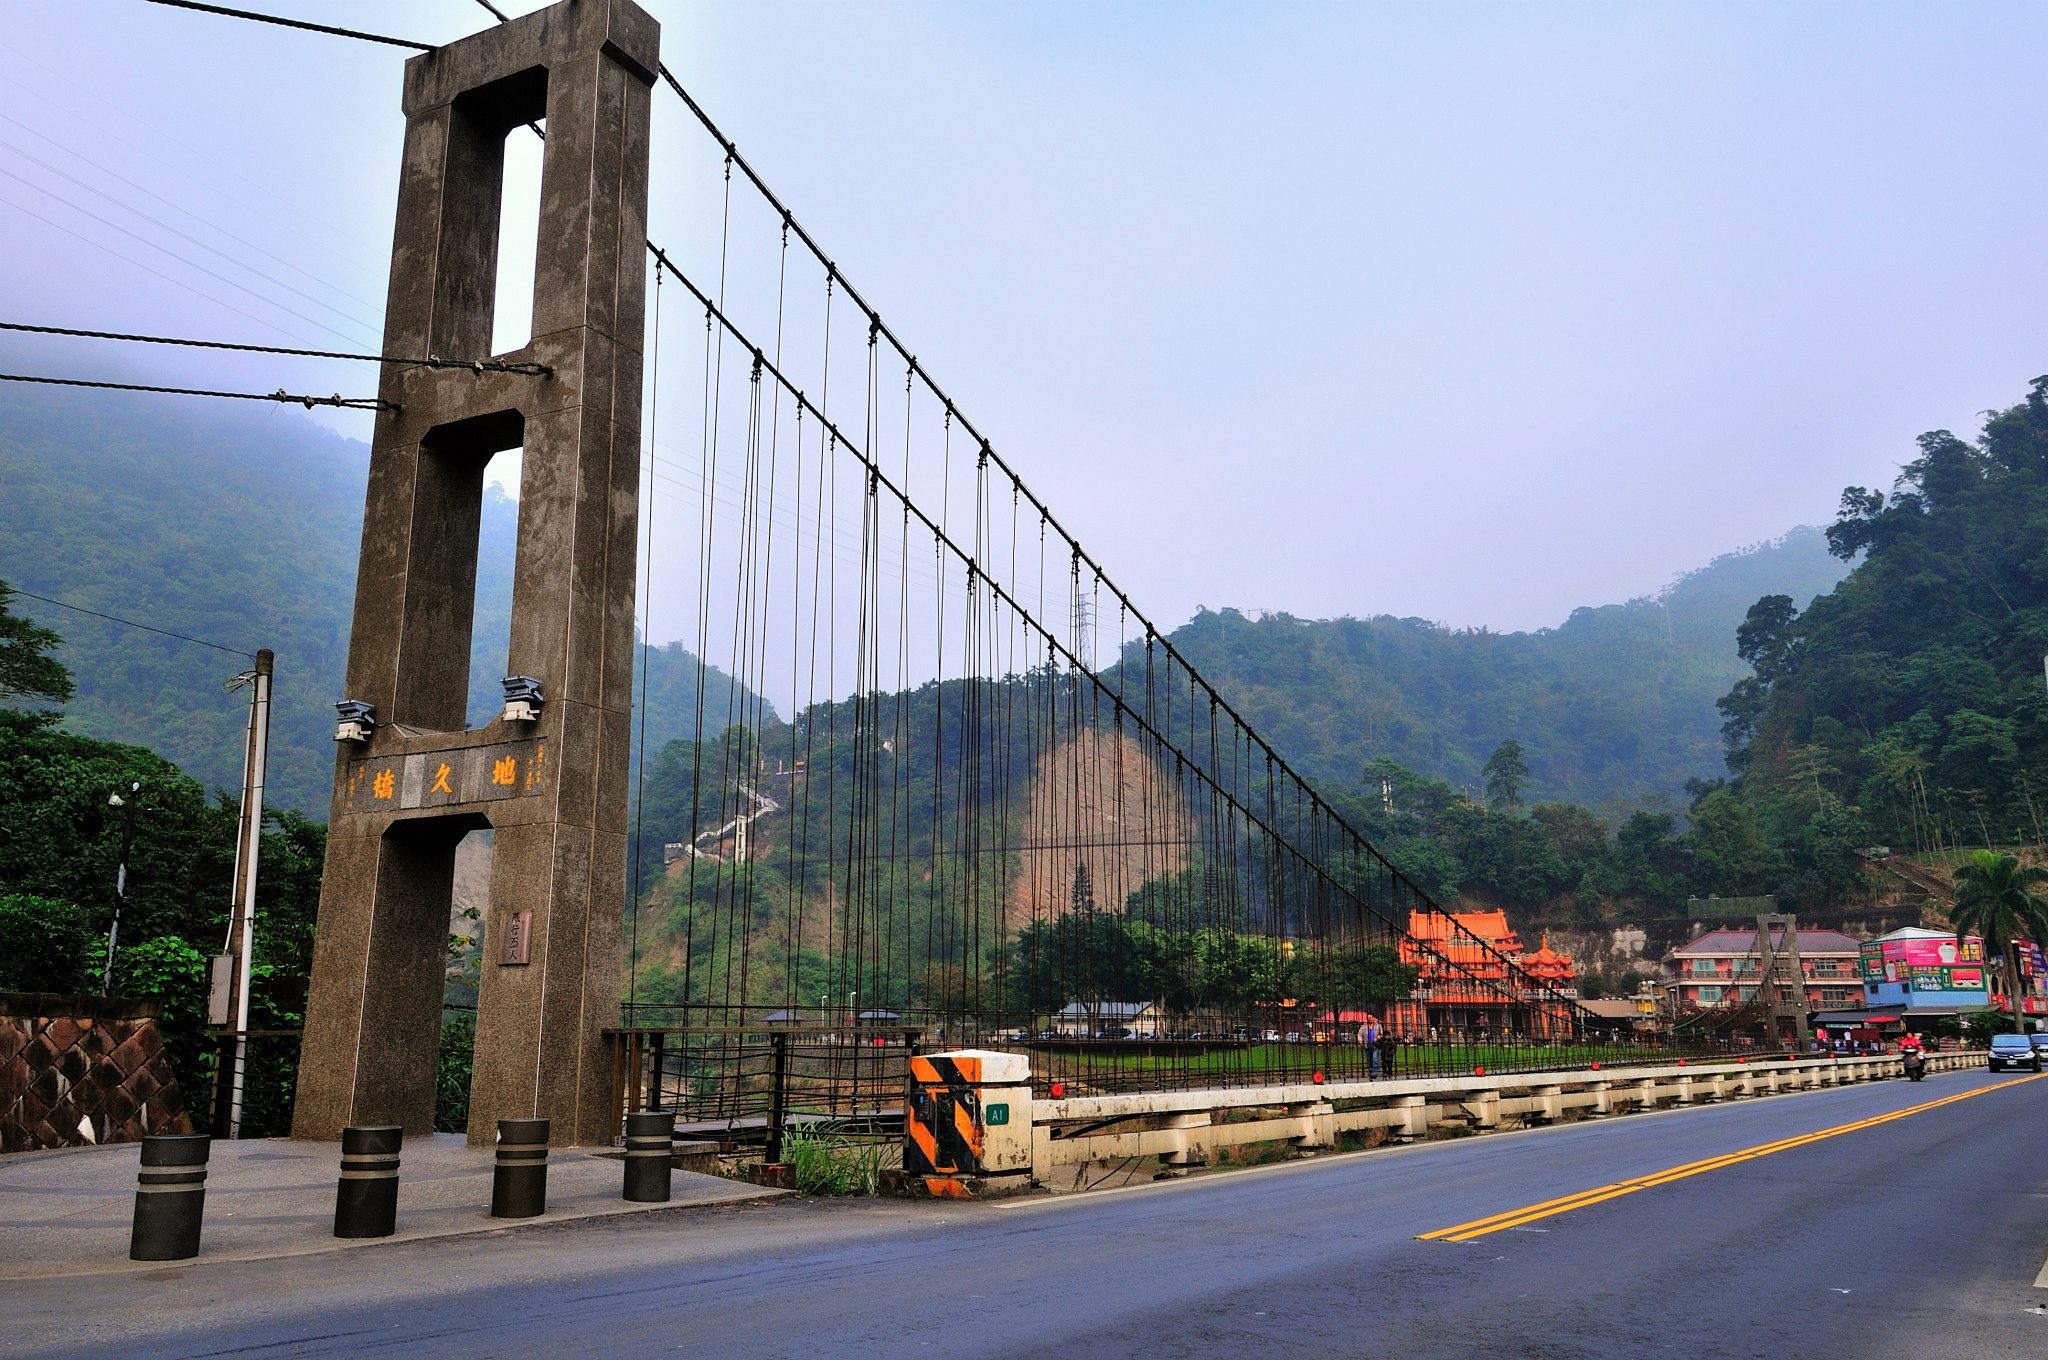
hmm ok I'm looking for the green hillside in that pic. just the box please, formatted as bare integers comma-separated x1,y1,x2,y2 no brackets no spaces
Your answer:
0,383,758,815
1158,529,1848,812
1720,378,2048,858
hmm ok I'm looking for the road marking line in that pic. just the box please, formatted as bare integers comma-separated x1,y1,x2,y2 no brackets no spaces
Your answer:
1419,1074,2044,1244
1415,1126,1833,1240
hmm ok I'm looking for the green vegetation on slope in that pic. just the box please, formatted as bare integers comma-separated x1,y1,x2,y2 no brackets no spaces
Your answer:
0,384,760,815
1719,378,2048,860
1161,528,1847,811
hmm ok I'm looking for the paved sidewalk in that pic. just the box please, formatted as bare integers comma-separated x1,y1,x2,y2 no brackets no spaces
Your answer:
0,1134,784,1279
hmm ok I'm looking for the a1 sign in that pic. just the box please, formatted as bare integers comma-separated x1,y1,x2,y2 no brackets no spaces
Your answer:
985,1102,1009,1126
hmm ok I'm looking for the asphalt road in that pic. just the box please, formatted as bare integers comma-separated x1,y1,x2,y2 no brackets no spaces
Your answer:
7,1067,2044,1360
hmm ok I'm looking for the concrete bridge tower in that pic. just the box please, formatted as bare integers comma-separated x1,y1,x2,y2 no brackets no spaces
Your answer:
293,0,657,1147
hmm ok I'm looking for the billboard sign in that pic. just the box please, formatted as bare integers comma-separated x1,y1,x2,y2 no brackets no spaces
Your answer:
1879,935,1983,983
1906,966,1986,994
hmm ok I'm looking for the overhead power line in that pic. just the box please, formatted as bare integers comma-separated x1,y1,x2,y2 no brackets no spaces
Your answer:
0,371,392,411
137,0,434,51
0,187,345,352
0,321,552,376
0,134,381,336
0,162,378,350
5,586,254,658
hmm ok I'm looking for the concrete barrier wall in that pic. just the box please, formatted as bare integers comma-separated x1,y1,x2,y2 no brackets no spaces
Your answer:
1030,1052,1986,1179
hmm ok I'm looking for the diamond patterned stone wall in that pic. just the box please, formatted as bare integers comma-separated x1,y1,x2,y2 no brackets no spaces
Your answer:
0,993,192,1152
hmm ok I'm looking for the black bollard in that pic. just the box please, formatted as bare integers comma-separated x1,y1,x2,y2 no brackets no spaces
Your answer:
491,1117,550,1219
334,1125,404,1238
622,1110,673,1203
130,1133,210,1261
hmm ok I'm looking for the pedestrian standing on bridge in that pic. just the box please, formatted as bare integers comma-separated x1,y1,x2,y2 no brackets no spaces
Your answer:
1377,1028,1399,1080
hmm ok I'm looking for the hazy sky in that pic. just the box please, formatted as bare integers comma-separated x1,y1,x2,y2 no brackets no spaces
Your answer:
5,0,2046,639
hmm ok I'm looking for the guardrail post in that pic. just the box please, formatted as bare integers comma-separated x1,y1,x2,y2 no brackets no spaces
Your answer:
1634,1076,1657,1111
130,1133,210,1261
1463,1087,1500,1129
334,1125,402,1238
1586,1080,1611,1118
1531,1084,1563,1124
1701,1072,1725,1103
623,1109,673,1202
1674,1073,1694,1105
491,1117,550,1219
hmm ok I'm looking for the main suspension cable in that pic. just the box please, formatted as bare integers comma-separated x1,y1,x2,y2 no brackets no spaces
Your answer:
650,254,1441,957
137,0,434,51
646,61,1562,1012
439,0,1576,1021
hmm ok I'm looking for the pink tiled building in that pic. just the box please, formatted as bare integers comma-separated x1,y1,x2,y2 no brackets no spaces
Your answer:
1659,926,1865,1014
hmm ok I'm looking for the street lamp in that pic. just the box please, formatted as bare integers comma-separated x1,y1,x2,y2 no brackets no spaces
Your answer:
102,781,140,994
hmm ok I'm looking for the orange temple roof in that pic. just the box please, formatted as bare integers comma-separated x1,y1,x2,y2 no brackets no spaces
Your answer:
1403,910,1573,981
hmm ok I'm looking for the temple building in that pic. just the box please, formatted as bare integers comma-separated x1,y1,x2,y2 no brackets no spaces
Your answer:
1386,909,1580,1040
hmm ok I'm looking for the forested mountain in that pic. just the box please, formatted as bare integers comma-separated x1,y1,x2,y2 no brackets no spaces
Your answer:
12,374,2039,1017
1159,529,1848,812
0,384,758,815
1718,378,2048,860
1,380,1854,819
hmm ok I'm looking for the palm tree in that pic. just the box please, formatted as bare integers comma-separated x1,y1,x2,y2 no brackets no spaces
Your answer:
1949,851,2048,1032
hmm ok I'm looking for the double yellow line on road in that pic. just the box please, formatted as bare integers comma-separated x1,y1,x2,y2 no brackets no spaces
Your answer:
1419,1073,2043,1244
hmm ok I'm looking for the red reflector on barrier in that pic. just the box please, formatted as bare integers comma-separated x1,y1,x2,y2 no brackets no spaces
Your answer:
1049,1081,1064,1099
1590,1061,1600,1071
1473,1065,1485,1077
1312,1071,1325,1084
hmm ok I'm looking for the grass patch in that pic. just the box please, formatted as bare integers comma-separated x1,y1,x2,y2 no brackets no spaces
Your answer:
781,1121,893,1196
1212,1139,1295,1168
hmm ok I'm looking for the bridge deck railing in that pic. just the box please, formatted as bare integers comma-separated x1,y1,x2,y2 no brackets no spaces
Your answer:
1030,1051,1987,1180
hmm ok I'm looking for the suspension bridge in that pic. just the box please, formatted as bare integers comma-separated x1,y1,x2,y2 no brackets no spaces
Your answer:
8,0,1673,1150
10,11,2047,1357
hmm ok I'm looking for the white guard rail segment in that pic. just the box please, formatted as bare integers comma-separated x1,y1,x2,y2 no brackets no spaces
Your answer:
1029,1052,1986,1178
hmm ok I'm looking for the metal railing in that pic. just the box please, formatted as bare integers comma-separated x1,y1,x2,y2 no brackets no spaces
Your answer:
605,1014,926,1146
607,1002,1721,1130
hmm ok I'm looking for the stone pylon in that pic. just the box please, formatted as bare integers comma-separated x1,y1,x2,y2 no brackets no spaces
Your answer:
293,0,658,1147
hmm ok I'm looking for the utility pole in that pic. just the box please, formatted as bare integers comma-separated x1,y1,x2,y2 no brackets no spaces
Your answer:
214,649,274,1139
101,781,141,994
